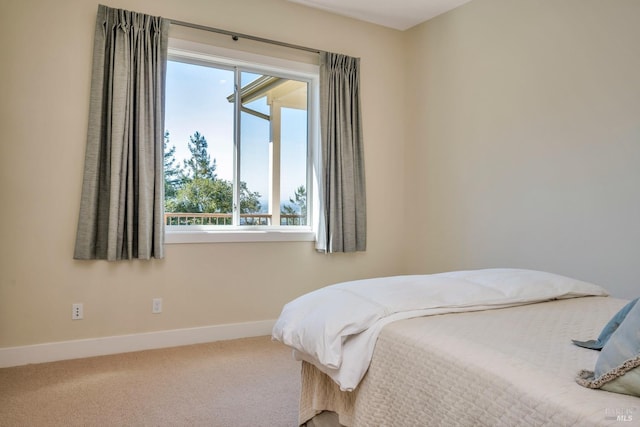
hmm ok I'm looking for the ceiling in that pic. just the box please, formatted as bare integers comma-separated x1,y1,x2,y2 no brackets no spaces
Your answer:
287,0,473,31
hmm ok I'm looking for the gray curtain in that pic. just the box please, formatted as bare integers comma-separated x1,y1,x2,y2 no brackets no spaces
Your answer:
74,5,169,260
317,52,367,253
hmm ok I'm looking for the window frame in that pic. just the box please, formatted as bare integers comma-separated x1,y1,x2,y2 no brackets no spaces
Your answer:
164,38,319,244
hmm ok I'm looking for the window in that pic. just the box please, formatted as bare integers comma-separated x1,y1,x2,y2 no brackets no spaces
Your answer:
164,39,319,243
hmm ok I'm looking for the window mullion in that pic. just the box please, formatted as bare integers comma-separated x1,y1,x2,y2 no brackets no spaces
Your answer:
232,67,241,226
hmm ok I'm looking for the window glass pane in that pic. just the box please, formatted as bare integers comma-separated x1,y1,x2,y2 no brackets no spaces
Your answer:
238,72,309,227
164,61,235,225
280,104,308,226
239,88,270,225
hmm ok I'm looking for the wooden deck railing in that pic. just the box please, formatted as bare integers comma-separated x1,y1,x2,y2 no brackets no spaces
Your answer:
165,212,306,226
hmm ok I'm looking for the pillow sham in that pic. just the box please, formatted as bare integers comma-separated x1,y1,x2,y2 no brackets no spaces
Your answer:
572,297,639,350
576,297,640,396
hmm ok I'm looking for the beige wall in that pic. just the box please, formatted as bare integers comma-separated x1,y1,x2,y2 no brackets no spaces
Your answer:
403,0,640,298
2,0,639,350
0,0,407,347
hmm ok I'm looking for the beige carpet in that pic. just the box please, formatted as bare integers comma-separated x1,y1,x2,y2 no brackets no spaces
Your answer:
0,336,301,427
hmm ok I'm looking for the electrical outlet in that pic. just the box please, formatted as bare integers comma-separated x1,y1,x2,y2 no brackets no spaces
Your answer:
72,303,83,320
152,298,162,314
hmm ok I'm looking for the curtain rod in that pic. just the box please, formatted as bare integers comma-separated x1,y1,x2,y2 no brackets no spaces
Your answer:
169,19,322,55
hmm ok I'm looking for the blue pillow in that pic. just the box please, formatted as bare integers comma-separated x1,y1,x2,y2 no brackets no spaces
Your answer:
572,298,639,350
576,297,640,396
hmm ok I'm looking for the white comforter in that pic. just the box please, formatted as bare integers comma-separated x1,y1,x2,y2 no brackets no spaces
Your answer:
272,268,608,391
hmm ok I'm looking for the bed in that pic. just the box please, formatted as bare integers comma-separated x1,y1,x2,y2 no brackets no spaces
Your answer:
272,269,640,426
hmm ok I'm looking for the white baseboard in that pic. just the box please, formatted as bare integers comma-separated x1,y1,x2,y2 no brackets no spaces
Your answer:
0,319,276,368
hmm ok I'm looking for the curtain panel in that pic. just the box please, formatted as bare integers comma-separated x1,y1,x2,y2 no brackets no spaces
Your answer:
317,52,367,253
74,5,169,260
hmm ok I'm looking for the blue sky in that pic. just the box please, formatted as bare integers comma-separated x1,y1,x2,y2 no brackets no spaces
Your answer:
165,60,307,210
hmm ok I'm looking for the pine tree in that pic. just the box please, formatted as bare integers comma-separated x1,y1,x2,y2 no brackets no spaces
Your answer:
163,131,184,201
183,131,216,181
281,185,307,225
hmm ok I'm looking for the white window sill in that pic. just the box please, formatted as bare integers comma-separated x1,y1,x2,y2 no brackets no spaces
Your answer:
165,227,316,244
